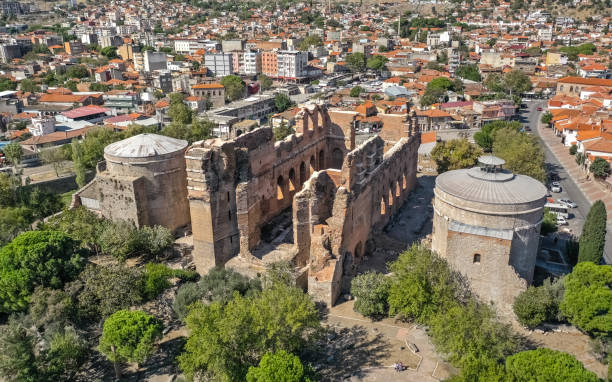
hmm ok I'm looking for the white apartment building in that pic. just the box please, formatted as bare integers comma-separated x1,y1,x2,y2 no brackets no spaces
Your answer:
133,51,167,72
204,53,234,77
277,50,308,80
174,39,205,55
242,50,262,75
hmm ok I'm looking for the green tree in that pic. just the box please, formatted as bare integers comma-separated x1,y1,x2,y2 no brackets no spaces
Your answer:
492,127,546,182
388,245,468,324
246,350,315,382
0,77,17,91
578,200,607,264
297,35,323,51
503,69,532,95
98,310,163,379
258,74,273,91
350,271,390,318
513,283,560,328
221,75,246,101
366,55,388,73
99,220,141,260
0,206,33,245
66,65,89,79
168,93,193,124
3,142,23,169
349,86,364,97
42,206,105,252
160,118,214,144
540,209,558,236
569,144,578,155
39,147,67,177
541,111,552,124
473,120,521,152
74,263,143,319
560,262,612,336
345,52,366,72
273,122,295,141
505,348,599,381
590,158,610,179
39,327,88,381
64,80,78,92
71,139,87,188
0,316,39,382
100,46,117,58
28,286,75,330
19,78,40,93
430,139,483,173
89,82,110,92
179,283,321,382
0,230,86,313
274,93,294,112
455,64,482,82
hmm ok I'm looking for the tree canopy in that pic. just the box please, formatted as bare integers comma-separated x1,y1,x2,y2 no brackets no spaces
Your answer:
98,310,163,378
473,120,522,152
430,139,483,173
246,350,315,382
505,349,599,381
590,158,610,179
179,282,321,382
455,64,482,82
351,271,390,318
221,75,246,101
345,52,366,72
560,262,612,337
0,230,86,313
492,127,546,182
274,93,294,112
578,200,607,264
366,55,388,72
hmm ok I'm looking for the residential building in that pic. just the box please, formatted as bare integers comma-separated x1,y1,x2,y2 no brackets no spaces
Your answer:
277,50,308,80
261,51,278,77
242,50,261,75
191,83,225,108
204,53,234,77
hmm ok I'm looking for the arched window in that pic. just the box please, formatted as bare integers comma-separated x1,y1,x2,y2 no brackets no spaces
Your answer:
318,150,325,170
309,156,316,175
380,197,386,215
288,168,296,191
299,162,307,184
473,253,481,264
277,176,284,200
331,148,343,169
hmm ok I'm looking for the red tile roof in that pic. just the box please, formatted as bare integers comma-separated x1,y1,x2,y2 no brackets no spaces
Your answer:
62,105,110,119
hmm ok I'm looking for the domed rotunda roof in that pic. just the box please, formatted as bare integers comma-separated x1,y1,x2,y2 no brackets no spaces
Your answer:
104,133,188,158
435,156,547,205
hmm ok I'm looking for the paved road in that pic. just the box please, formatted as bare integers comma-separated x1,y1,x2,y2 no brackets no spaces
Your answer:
525,100,612,264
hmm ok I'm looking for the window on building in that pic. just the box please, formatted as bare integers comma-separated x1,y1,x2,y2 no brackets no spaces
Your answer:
473,253,481,264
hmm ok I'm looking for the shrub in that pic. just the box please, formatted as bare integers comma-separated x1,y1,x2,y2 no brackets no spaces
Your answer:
199,266,261,303
505,348,599,381
513,279,563,329
246,350,315,382
141,263,198,300
351,271,390,318
540,209,558,236
0,230,86,313
29,287,75,330
590,158,611,179
569,144,578,155
173,282,206,322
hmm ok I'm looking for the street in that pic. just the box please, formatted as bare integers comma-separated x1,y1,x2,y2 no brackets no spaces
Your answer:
524,100,612,264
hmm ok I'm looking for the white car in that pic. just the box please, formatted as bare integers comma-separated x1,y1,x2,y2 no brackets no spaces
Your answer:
556,217,568,226
559,199,577,208
550,182,562,193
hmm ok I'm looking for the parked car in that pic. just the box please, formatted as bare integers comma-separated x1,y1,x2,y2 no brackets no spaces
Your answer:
559,199,577,208
551,182,562,193
556,216,568,225
537,107,543,111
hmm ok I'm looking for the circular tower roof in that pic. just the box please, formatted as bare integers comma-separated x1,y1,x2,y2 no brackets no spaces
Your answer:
104,133,188,158
435,166,547,205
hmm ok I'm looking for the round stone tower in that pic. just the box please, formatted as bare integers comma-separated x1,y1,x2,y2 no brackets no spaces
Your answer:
432,156,547,314
102,133,190,232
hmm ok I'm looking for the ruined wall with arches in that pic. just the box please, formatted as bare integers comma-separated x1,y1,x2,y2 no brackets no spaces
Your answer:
185,105,356,273
295,131,420,305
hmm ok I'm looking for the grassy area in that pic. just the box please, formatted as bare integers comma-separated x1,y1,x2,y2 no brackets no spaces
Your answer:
60,190,75,207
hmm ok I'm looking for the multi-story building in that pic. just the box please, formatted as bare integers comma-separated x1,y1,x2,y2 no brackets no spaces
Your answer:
221,39,244,52
242,50,261,75
153,70,173,94
174,39,205,55
0,1,23,15
191,83,225,108
204,53,234,77
64,41,86,55
261,51,278,77
134,51,167,72
277,50,308,80
0,44,21,63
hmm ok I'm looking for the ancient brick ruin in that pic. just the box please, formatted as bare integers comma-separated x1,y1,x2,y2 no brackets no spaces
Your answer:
185,104,420,305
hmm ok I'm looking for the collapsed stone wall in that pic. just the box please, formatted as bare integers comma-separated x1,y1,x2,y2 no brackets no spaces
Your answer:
185,105,356,273
296,131,420,305
186,104,420,306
